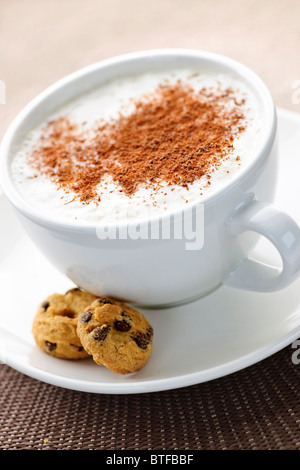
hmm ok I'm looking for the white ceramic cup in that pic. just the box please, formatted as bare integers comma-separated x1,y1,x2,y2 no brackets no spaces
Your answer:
1,49,300,308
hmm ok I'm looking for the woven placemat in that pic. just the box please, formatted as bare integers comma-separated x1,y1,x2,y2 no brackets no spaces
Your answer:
0,343,299,450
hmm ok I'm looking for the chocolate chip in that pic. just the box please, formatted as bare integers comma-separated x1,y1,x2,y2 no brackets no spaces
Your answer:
80,311,92,323
114,319,131,332
133,333,148,350
147,326,154,338
114,312,132,332
45,341,56,352
65,287,82,294
133,326,153,350
97,297,113,305
41,301,50,311
93,325,110,342
61,310,75,318
70,344,85,352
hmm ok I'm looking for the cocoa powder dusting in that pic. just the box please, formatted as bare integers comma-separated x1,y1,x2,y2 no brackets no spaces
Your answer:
28,81,246,204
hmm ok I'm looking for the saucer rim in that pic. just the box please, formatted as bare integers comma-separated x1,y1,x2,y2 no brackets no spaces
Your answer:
1,106,300,394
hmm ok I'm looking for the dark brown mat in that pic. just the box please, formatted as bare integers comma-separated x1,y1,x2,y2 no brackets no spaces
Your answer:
0,343,299,450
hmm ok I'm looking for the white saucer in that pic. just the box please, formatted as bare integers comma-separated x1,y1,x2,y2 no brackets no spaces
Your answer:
1,107,300,395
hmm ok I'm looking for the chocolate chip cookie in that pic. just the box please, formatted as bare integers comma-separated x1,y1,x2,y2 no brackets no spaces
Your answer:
77,297,153,374
32,288,98,359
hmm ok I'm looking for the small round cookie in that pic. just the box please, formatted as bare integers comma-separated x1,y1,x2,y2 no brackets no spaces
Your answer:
32,288,98,359
77,297,153,374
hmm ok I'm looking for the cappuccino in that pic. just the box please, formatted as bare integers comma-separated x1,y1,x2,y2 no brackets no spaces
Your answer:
10,69,263,224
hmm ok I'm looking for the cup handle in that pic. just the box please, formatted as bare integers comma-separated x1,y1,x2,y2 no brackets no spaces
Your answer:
224,198,300,291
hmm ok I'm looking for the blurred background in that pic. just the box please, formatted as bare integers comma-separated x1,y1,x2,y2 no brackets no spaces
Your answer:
1,0,300,140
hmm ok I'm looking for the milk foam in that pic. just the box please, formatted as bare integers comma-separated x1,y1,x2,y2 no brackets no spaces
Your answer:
10,69,264,224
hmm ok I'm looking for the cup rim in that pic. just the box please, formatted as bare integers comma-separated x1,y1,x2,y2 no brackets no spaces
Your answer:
0,48,277,233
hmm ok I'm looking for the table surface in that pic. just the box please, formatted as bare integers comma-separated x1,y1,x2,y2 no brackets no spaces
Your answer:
0,0,300,450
